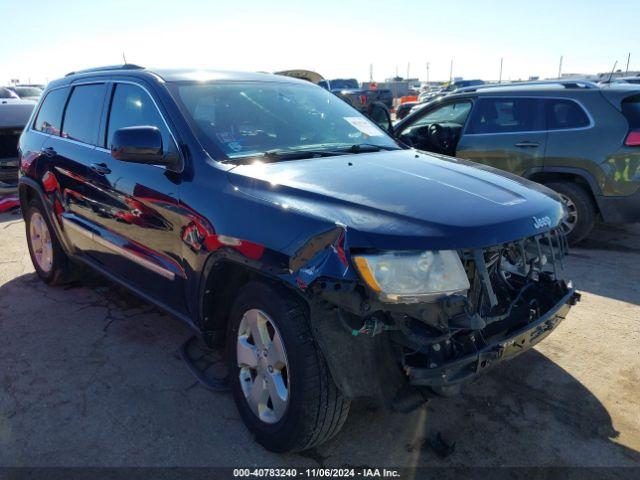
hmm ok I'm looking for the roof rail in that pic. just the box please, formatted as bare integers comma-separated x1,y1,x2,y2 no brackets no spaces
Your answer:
458,80,599,93
65,64,145,77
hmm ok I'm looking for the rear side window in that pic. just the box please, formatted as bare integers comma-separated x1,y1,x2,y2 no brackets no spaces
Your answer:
34,88,68,135
106,83,174,152
545,99,590,130
466,98,543,134
62,84,106,145
622,95,640,129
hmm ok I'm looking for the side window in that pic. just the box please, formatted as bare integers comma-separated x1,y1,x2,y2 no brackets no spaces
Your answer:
106,83,175,153
545,99,590,130
621,95,640,128
33,88,68,135
466,98,543,134
402,101,472,131
61,84,106,145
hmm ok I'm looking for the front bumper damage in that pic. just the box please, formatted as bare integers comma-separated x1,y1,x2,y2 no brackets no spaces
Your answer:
306,227,580,406
407,287,578,388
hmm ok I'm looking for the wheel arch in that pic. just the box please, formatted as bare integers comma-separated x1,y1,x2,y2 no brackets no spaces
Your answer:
18,177,73,253
524,167,602,216
197,255,307,345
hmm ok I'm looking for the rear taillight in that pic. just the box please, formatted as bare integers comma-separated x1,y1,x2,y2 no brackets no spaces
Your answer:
359,95,367,105
625,130,640,146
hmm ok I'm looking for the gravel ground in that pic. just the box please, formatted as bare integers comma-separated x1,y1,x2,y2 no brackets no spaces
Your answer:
0,209,639,469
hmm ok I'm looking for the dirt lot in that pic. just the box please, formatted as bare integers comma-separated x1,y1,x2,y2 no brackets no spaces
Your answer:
1,208,639,469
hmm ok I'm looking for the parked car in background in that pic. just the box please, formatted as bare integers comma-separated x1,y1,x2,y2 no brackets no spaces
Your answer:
395,100,419,120
613,76,640,85
1,87,35,193
418,79,486,104
7,85,43,102
392,81,640,243
19,65,577,452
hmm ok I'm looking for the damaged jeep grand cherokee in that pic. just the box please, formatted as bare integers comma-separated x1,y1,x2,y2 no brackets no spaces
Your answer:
18,66,579,453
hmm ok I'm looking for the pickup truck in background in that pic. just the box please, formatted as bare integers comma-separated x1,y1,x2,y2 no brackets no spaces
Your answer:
318,77,394,111
275,70,393,113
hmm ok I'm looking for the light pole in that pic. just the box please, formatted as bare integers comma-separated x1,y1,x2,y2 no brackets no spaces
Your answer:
499,57,503,83
426,62,430,85
558,55,563,79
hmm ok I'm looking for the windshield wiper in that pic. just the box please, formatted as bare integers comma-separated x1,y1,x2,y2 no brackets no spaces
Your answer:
344,143,400,153
225,148,349,164
223,143,401,164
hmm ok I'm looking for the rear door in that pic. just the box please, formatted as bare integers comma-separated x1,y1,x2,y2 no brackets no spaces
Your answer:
38,83,111,253
456,97,547,176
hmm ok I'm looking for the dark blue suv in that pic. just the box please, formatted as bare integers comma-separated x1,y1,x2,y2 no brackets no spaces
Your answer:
18,65,578,452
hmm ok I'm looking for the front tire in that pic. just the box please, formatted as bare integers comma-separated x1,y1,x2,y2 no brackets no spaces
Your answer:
227,281,350,452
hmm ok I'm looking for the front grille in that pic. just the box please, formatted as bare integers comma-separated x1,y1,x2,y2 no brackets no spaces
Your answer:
0,166,18,183
0,129,21,160
461,228,568,324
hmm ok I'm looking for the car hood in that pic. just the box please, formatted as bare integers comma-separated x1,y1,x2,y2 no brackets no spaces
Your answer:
226,149,564,250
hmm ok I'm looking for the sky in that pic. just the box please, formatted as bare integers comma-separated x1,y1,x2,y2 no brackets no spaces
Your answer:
1,0,638,85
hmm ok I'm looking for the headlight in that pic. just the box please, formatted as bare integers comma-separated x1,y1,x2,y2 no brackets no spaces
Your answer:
353,250,470,303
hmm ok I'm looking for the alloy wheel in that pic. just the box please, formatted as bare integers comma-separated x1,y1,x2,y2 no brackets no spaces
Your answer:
237,309,289,424
29,212,53,274
559,193,578,235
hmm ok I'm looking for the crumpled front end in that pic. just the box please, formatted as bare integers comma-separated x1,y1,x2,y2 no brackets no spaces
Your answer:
399,228,579,392
305,227,579,406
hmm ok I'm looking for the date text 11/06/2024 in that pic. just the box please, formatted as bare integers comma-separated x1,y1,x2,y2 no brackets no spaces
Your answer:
232,468,401,477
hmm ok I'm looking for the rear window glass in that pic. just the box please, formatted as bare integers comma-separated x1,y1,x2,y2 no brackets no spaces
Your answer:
466,98,543,134
545,99,590,130
62,84,106,145
622,95,640,129
34,88,68,135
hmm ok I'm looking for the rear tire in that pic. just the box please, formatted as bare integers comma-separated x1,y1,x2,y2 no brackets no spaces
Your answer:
226,281,350,452
24,199,78,285
545,181,596,245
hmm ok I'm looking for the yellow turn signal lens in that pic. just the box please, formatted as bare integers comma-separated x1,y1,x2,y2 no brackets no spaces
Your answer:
353,256,381,292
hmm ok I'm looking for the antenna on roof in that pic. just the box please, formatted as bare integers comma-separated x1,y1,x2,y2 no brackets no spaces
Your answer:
122,52,127,64
608,60,618,83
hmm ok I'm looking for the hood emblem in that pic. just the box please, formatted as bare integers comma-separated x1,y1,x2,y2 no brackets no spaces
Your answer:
533,216,552,229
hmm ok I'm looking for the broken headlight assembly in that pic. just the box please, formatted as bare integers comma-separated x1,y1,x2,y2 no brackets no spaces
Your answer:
353,250,470,303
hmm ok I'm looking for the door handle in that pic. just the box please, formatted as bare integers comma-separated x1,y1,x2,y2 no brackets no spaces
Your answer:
41,146,57,157
514,142,540,148
90,162,111,175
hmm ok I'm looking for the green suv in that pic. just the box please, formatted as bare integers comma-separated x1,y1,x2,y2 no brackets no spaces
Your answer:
393,81,640,243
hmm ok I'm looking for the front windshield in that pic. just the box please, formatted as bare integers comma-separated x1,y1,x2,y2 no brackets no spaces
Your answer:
0,87,18,99
329,79,359,90
14,87,42,98
170,81,399,160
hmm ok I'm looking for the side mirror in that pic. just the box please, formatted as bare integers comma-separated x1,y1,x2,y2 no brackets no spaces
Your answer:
111,126,165,164
365,102,393,135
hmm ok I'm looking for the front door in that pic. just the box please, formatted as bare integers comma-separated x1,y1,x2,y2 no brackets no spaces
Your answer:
396,100,473,155
79,82,188,313
455,97,547,176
